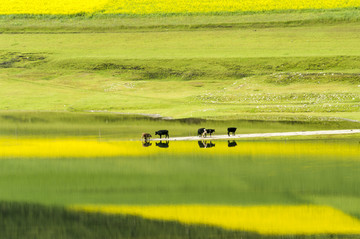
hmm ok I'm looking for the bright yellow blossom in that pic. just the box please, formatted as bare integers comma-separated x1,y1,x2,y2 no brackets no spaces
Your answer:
103,0,360,14
0,0,108,15
0,0,359,15
0,138,359,159
70,204,360,235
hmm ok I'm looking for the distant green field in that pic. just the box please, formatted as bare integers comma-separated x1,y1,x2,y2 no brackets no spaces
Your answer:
1,9,360,121
1,8,360,33
2,24,360,59
0,23,360,120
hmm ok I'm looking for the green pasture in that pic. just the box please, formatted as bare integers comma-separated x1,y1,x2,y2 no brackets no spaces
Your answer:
2,24,360,59
1,9,360,120
1,51,360,120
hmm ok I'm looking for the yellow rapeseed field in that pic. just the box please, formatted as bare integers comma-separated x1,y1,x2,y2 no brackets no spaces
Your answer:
0,0,108,15
0,138,359,158
70,204,360,235
103,0,360,14
0,0,359,15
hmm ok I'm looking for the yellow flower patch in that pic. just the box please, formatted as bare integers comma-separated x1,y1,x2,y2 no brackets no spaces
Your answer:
103,0,360,15
0,138,146,158
70,204,360,235
1,0,359,15
0,0,108,15
0,138,359,158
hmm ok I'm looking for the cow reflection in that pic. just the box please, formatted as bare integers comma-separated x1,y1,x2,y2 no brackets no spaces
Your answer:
228,140,237,147
142,141,152,147
156,141,169,148
198,141,215,148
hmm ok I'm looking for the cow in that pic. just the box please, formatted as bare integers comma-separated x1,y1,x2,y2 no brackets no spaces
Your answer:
142,133,152,141
198,140,215,148
156,141,169,148
206,129,215,137
228,140,237,147
227,127,237,136
155,130,169,139
198,128,207,137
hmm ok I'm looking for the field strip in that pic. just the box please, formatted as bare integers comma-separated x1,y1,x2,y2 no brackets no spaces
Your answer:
70,204,360,235
153,129,360,141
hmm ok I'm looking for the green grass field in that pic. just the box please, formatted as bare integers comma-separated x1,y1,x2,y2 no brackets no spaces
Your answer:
1,8,359,121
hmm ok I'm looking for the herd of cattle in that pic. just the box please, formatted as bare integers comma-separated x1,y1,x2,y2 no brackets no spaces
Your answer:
141,127,237,141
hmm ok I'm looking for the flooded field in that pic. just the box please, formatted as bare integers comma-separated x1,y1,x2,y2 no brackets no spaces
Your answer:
1,112,360,238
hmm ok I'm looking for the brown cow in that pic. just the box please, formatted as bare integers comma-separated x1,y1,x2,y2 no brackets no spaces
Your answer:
142,133,152,141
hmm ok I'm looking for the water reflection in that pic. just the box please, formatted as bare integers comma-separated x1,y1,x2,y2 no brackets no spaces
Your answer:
228,140,237,147
198,141,215,148
142,141,152,147
156,141,169,148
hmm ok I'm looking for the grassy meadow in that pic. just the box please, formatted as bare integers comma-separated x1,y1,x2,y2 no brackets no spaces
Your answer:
1,1,360,238
1,52,360,121
0,8,360,121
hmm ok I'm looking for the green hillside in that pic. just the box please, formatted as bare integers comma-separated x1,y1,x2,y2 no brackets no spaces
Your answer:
0,9,359,121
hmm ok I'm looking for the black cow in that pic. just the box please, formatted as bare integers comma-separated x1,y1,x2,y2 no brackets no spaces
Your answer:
155,130,169,139
227,127,237,136
198,128,207,137
198,141,215,148
228,140,237,147
156,141,169,148
206,129,215,137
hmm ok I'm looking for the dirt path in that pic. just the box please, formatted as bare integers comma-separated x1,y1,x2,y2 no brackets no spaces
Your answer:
151,129,360,141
